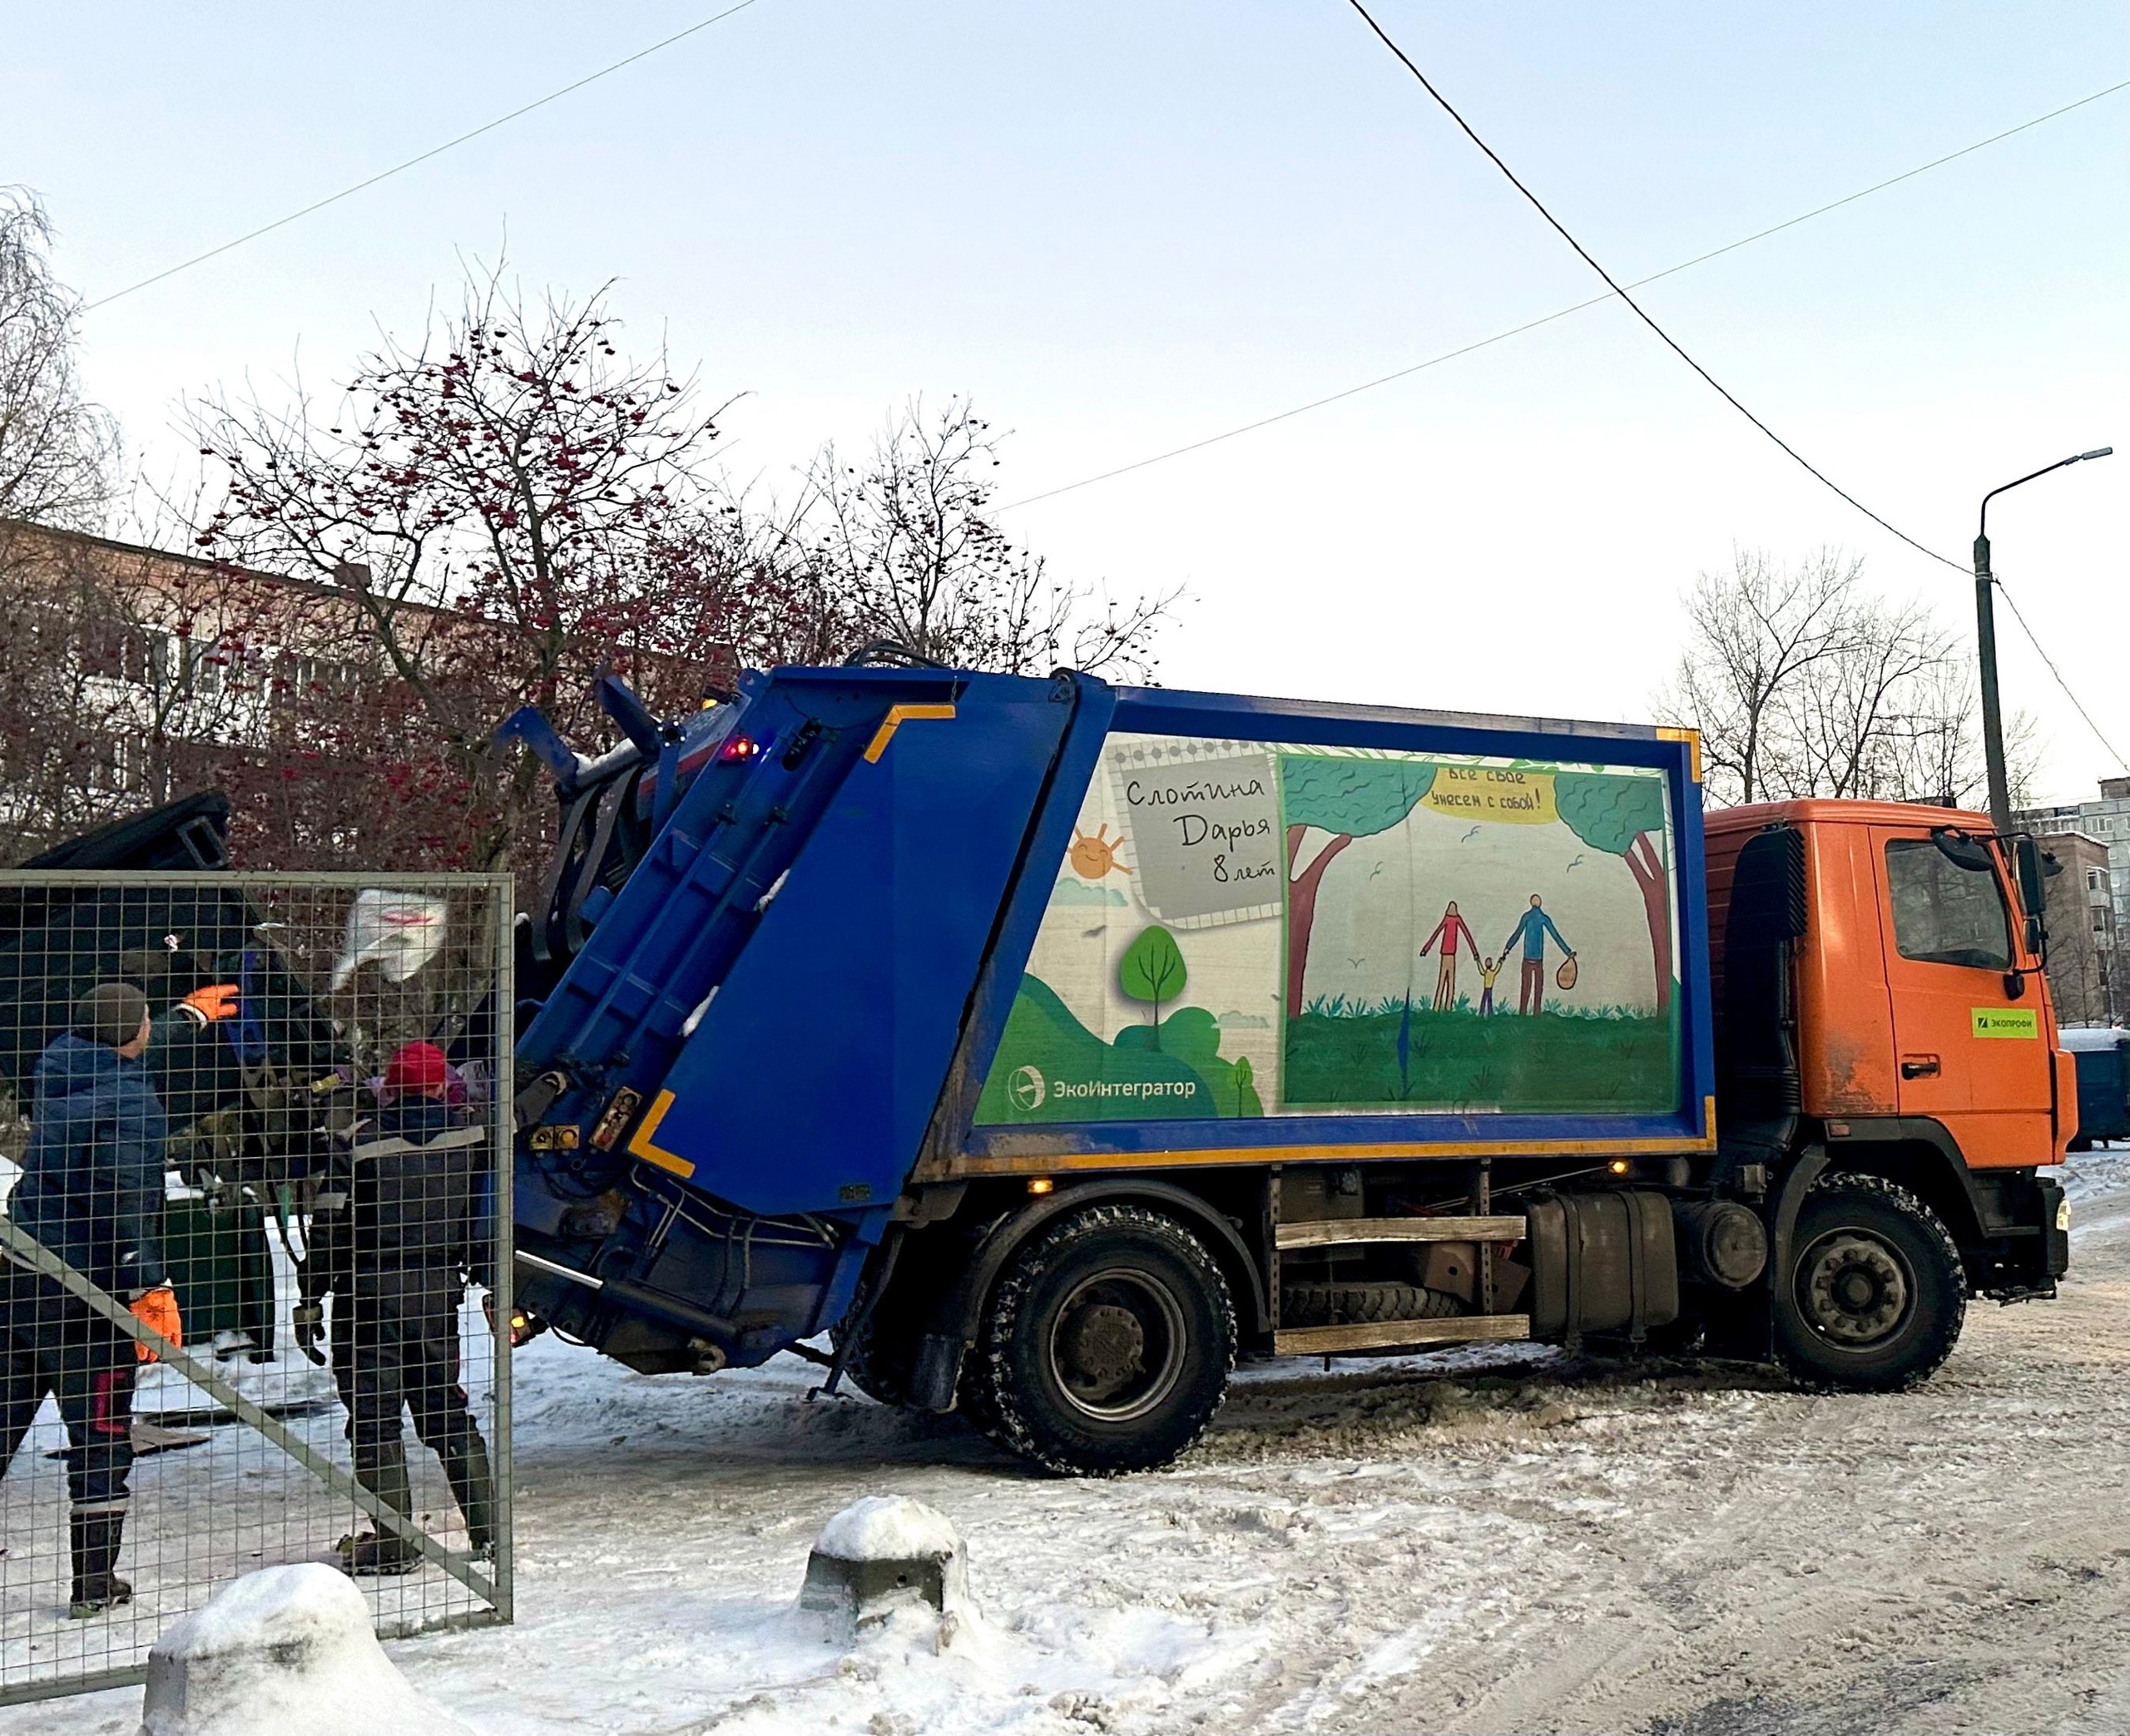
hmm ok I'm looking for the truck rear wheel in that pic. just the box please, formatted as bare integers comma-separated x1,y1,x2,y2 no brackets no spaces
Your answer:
1774,1172,1965,1390
972,1204,1235,1476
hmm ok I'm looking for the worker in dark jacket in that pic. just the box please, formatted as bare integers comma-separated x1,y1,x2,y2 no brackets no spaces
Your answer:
0,982,184,1617
307,1040,494,1573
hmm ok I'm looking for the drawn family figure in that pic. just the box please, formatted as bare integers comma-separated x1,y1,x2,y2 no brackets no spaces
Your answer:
1419,900,1479,1011
1476,955,1503,1016
1502,894,1576,1016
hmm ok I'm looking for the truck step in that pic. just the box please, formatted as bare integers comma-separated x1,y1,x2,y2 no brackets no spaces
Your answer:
1272,1314,1532,1356
1275,1215,1526,1250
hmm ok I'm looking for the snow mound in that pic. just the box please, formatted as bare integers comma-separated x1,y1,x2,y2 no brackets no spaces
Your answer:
139,1564,473,1736
813,1494,961,1562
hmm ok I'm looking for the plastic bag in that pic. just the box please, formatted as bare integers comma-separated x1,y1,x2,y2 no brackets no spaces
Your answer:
329,891,448,990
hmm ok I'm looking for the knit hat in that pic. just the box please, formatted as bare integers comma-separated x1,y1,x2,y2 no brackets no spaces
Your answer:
76,982,150,1050
382,1041,452,1101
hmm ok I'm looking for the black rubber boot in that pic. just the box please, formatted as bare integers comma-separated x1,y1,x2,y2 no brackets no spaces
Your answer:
68,1510,132,1618
342,1444,419,1576
440,1437,497,1555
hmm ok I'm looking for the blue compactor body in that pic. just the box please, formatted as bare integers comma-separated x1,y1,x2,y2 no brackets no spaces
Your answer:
508,662,1722,1472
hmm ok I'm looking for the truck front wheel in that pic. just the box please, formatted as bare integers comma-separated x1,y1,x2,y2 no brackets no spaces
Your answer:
1774,1172,1966,1390
973,1204,1236,1476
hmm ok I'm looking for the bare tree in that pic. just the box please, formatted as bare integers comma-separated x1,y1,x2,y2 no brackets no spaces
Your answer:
801,398,1176,678
1658,547,2038,811
0,187,116,529
1766,592,1945,799
1841,656,2039,811
1659,549,1863,804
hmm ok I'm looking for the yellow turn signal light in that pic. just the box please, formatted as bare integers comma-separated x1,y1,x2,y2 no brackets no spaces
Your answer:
1028,1178,1055,1195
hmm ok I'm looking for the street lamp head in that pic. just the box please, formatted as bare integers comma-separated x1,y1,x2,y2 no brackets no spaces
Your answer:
1973,444,2113,834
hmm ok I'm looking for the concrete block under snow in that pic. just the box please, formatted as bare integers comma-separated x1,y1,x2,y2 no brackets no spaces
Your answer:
800,1496,973,1630
139,1564,473,1736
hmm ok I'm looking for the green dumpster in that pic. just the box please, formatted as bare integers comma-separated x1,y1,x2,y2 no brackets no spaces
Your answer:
160,1196,276,1358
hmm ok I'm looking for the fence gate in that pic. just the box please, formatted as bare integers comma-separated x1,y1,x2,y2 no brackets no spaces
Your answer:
0,871,513,1704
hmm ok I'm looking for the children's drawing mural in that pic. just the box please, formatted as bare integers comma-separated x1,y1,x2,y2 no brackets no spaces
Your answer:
973,732,1681,1126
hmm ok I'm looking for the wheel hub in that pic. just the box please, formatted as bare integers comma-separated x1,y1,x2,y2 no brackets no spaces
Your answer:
1064,1303,1146,1391
1802,1233,1910,1346
1048,1269,1188,1422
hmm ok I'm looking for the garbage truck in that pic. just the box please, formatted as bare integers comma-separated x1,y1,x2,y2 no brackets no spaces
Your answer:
502,663,2074,1474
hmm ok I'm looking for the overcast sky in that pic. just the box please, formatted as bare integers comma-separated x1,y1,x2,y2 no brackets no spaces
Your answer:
5,1,2123,803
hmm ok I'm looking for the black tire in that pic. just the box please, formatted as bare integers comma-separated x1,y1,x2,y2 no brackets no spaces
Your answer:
835,1307,913,1407
1280,1281,1464,1327
972,1204,1235,1476
1774,1172,1965,1391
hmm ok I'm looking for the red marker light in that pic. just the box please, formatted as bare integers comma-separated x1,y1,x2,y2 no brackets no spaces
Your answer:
717,734,762,764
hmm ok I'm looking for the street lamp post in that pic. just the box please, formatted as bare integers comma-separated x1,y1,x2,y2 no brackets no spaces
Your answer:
1972,446,2113,833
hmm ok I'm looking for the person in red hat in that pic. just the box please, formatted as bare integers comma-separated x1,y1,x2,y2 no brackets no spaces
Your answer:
301,1040,493,1574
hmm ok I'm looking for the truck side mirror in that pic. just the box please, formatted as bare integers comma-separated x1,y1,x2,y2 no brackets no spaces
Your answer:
2011,834,2048,965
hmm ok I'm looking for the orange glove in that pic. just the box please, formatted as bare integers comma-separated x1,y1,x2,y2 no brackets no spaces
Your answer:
178,984,240,1025
129,1285,183,1363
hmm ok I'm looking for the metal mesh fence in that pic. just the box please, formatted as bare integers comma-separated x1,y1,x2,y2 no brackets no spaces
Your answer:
0,871,513,1704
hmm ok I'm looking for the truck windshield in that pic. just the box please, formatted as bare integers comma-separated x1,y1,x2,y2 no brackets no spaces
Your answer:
1885,838,2012,970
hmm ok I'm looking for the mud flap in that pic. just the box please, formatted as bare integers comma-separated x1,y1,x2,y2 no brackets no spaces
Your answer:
2038,1176,2070,1279
909,1333,964,1412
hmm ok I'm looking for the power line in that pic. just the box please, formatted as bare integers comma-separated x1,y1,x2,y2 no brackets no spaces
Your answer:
998,78,2126,512
82,0,768,313
1342,0,1965,574
1340,0,2126,779
1994,576,2129,774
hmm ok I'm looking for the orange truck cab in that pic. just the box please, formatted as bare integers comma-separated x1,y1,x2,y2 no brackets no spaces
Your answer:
1706,801,2073,1375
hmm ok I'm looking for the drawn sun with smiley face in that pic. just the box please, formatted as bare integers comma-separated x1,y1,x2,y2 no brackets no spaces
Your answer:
1068,823,1132,881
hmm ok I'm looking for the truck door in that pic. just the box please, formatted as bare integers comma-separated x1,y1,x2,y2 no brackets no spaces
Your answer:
1871,827,2053,1166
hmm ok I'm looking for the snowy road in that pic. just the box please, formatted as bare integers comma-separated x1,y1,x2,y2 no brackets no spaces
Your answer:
18,1160,2129,1735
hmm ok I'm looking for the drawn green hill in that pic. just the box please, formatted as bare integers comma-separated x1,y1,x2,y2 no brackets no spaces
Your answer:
977,977,1261,1123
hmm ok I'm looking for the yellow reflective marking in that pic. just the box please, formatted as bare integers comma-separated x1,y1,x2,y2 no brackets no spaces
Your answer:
926,1127,1719,1181
1657,726,1703,783
627,1089,696,1177
863,703,957,764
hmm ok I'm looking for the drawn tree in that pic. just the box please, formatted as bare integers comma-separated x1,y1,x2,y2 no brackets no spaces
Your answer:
1118,924,1187,1046
1280,758,1436,1018
1555,772,1672,1013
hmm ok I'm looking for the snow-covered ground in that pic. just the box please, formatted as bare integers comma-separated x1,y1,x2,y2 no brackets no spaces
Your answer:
2056,1141,2130,1204
0,1248,500,1695
12,1152,2128,1736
